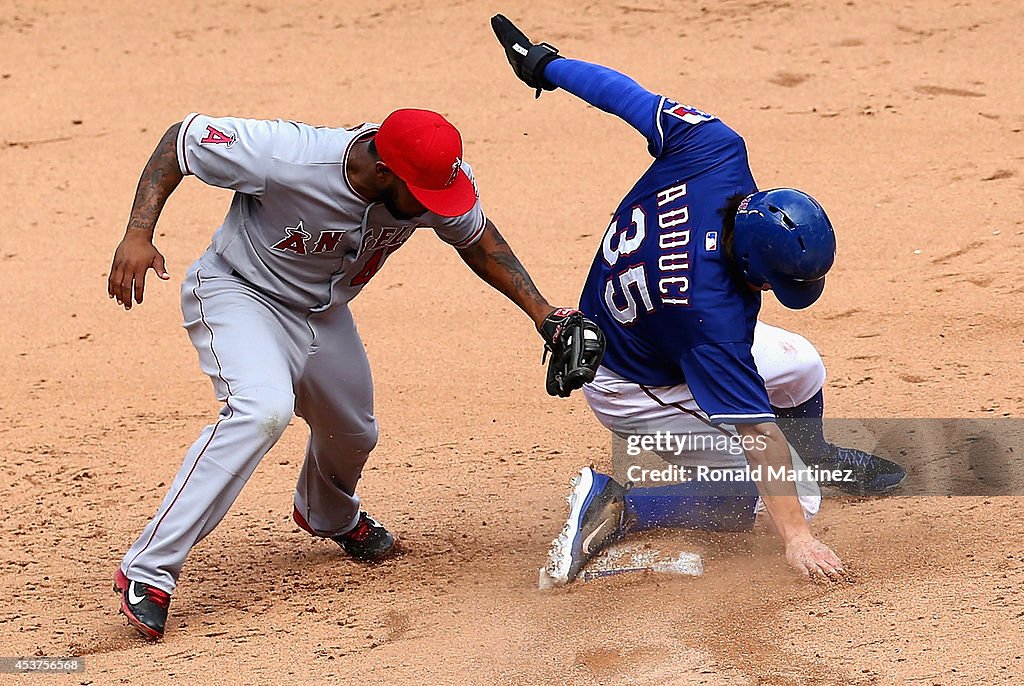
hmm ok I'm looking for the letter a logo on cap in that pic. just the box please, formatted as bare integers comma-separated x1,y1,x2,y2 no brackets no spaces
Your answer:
446,157,462,187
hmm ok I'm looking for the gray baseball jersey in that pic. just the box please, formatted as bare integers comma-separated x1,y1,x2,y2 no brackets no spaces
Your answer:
176,113,487,309
121,113,489,594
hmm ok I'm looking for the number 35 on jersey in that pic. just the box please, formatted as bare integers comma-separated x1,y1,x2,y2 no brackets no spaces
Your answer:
601,183,692,324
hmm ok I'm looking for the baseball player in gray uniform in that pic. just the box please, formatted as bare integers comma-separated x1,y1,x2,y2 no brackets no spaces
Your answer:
107,108,604,639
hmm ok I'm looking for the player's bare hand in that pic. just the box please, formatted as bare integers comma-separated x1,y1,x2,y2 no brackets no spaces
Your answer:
107,232,169,310
785,533,849,583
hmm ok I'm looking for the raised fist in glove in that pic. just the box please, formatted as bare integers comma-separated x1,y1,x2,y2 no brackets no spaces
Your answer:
490,13,562,97
539,308,606,397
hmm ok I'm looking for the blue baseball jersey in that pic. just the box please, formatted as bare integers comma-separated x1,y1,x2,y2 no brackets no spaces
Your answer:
578,98,774,424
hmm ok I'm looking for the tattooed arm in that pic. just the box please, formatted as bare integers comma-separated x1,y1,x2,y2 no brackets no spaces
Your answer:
457,220,557,330
107,122,183,310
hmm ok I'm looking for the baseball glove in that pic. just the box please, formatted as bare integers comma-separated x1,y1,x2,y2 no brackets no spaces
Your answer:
490,13,562,97
539,308,606,397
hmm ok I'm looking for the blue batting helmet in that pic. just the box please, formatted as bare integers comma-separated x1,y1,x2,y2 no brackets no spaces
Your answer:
732,188,836,310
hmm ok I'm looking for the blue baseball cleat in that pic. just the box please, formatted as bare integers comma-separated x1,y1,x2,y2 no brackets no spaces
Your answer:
541,467,631,587
820,445,907,496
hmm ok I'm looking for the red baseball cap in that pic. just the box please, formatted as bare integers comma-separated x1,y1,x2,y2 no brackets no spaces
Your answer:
374,108,477,217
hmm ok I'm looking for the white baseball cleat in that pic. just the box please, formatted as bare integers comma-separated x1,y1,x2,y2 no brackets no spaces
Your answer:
540,466,631,588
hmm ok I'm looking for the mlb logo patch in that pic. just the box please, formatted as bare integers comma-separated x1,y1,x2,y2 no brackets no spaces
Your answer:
705,231,718,252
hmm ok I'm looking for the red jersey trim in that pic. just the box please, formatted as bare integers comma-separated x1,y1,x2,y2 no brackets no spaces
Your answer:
177,112,202,176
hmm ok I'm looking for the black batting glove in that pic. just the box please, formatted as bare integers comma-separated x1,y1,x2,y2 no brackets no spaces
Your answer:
490,14,563,98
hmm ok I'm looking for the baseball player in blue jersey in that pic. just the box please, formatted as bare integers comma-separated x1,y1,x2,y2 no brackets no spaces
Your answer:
106,108,604,638
491,15,907,585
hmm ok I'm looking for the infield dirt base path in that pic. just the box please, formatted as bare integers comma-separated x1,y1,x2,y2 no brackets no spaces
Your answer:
1,1,1022,684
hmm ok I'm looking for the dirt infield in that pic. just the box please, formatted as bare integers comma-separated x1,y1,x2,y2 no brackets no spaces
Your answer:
2,0,1023,684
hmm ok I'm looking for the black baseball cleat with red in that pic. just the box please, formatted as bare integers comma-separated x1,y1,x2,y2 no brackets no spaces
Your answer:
333,512,397,561
332,512,397,561
293,507,398,562
113,569,170,640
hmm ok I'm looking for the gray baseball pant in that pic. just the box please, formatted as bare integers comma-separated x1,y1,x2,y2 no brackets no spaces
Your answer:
120,252,377,593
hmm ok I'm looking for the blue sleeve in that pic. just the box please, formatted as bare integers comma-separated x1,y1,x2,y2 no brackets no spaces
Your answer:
543,59,662,146
680,343,775,425
543,60,724,159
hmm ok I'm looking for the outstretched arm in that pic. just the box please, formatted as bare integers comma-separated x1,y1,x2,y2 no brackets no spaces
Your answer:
456,219,555,329
542,59,661,140
457,220,606,397
107,122,183,309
